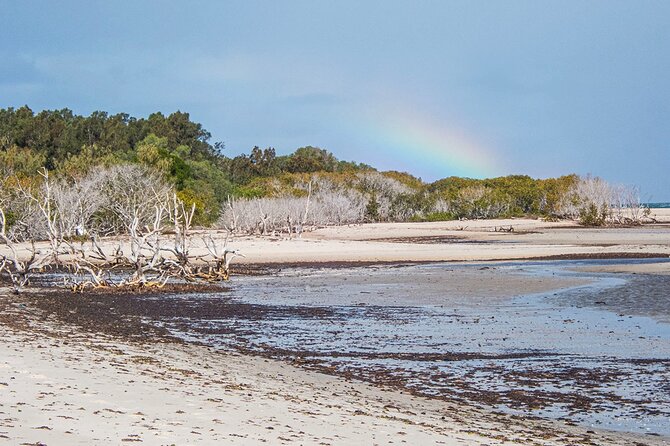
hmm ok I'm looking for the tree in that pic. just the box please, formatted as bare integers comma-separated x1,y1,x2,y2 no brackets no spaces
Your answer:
284,146,338,173
365,193,380,222
136,133,173,173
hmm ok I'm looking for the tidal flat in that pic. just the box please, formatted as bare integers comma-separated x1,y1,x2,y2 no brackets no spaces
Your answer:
21,258,670,442
170,260,670,437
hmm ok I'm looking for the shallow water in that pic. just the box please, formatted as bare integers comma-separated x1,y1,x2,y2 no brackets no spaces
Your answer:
153,259,670,437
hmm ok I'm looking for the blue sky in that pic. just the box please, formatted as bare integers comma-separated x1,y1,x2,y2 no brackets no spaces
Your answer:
1,1,669,199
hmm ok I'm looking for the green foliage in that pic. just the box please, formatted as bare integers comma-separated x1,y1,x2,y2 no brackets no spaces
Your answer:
55,144,123,177
578,203,610,226
1,209,19,229
136,134,172,172
225,146,280,184
389,191,432,221
427,174,579,220
411,212,456,222
383,171,424,189
176,188,214,226
365,193,381,222
0,107,232,226
0,146,46,177
284,146,338,173
336,159,373,172
538,174,579,216
0,107,221,168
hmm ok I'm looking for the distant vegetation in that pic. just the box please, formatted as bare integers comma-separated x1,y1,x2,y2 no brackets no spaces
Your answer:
0,106,649,238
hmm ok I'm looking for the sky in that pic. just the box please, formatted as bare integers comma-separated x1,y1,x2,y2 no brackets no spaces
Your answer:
1,1,669,200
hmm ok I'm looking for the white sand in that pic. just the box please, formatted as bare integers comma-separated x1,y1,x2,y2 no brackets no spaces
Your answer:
228,214,670,264
2,213,670,266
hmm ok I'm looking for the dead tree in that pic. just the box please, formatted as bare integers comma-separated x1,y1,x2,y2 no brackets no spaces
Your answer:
160,194,197,279
223,195,239,233
197,234,245,281
2,165,245,292
67,260,112,292
0,207,52,293
85,165,174,288
297,179,312,238
68,191,171,290
121,203,169,287
17,168,64,261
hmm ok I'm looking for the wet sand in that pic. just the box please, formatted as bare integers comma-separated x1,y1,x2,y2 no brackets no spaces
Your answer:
149,261,670,437
560,271,670,324
4,283,664,446
576,261,670,275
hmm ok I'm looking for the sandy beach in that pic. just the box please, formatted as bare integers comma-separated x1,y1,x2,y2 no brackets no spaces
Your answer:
2,214,670,445
225,209,670,266
2,210,669,270
233,209,670,267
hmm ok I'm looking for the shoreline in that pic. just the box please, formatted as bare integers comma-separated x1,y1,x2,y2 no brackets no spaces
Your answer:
2,213,670,269
2,281,668,446
234,252,670,272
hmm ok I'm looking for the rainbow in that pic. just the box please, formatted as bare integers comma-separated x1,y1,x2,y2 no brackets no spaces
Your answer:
353,108,504,180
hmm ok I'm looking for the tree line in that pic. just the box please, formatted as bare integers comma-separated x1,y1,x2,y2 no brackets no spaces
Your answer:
1,106,650,240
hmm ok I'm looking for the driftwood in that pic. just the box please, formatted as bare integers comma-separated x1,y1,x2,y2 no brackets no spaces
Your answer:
0,208,53,293
1,191,244,293
67,195,243,291
0,166,246,293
